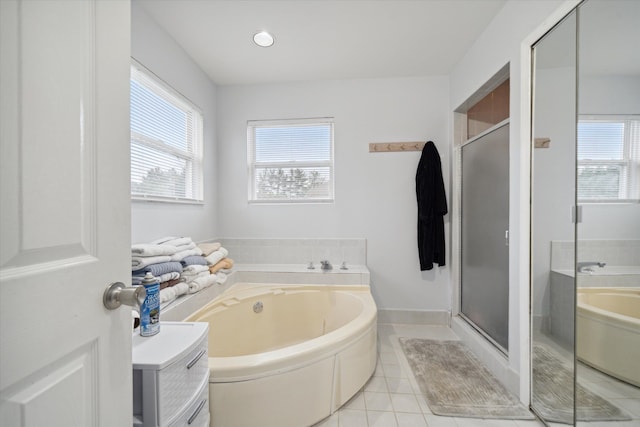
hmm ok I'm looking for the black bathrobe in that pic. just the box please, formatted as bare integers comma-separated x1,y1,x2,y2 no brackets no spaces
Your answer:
415,141,447,271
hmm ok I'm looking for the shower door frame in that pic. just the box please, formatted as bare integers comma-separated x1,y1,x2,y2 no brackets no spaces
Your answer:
458,119,511,355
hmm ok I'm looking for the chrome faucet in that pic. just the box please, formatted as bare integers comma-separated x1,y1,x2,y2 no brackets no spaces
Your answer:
320,260,333,271
577,261,606,273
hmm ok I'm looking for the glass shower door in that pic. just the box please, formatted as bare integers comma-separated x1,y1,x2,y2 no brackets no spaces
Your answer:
460,122,510,351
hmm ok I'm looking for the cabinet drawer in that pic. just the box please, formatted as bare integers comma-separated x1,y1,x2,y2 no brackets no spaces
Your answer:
158,335,209,423
168,380,209,427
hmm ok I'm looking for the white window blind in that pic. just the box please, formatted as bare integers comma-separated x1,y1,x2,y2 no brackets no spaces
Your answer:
247,118,334,203
130,61,204,203
577,116,640,202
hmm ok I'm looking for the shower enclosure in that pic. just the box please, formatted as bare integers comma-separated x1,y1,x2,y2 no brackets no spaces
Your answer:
460,122,510,351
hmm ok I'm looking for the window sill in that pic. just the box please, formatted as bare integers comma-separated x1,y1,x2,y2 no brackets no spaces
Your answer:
132,196,204,205
248,199,334,205
578,199,639,204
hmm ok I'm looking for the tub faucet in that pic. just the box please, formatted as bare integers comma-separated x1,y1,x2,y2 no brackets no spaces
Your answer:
320,260,333,271
577,261,606,273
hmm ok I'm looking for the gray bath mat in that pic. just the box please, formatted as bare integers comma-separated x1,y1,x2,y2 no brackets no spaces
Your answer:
532,344,631,423
399,338,534,419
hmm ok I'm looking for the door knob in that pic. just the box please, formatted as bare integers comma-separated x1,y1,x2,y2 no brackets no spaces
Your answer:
103,282,145,310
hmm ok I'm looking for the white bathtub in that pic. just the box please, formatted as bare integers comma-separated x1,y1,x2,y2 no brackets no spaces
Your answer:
577,287,640,386
185,282,378,427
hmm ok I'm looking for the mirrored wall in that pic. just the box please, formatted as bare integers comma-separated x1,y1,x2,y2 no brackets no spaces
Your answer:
531,0,640,425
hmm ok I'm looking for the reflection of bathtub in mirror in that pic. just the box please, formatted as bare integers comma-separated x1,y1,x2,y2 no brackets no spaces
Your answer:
554,265,640,286
577,287,640,387
548,266,640,347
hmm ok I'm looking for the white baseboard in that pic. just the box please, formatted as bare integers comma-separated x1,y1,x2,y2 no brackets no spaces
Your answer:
377,309,450,326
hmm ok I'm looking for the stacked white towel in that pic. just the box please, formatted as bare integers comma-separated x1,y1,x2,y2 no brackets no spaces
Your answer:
131,255,172,271
171,247,203,262
134,237,229,299
187,274,217,293
131,243,178,256
205,247,229,266
214,272,228,285
159,282,189,304
149,236,204,262
182,265,209,274
156,271,181,283
131,242,182,271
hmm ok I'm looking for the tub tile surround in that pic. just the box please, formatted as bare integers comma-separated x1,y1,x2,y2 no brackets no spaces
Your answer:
220,237,367,266
551,239,640,288
551,239,640,272
233,263,371,286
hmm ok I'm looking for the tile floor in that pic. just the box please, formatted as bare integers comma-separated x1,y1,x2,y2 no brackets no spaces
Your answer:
313,323,544,427
313,323,640,427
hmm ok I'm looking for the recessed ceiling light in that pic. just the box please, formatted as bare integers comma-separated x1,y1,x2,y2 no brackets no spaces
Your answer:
253,31,274,48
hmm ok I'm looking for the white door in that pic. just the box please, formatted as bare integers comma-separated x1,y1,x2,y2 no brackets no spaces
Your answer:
0,1,132,426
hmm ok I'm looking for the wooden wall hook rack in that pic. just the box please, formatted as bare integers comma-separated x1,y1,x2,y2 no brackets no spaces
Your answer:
369,142,426,153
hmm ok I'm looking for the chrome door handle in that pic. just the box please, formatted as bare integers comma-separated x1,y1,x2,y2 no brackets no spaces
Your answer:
103,282,145,310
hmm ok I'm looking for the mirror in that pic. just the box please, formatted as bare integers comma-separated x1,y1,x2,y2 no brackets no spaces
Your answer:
576,0,640,426
531,0,640,425
531,9,577,424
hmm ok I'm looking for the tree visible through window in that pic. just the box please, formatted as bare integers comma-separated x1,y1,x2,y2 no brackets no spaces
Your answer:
247,118,334,203
577,117,639,202
130,61,204,203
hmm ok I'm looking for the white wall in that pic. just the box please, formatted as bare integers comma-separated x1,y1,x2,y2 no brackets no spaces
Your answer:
130,2,218,243
532,66,576,321
449,0,567,398
217,77,451,311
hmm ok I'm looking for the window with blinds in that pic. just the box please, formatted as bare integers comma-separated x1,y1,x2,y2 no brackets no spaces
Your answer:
577,116,640,202
247,118,334,203
130,61,204,203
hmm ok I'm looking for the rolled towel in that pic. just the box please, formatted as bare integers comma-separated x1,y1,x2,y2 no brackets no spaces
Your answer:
188,274,217,293
214,272,228,285
159,281,189,304
182,264,210,274
156,271,181,283
132,261,183,277
197,242,221,256
159,287,177,304
205,247,229,266
171,247,203,262
182,270,210,282
181,255,208,266
173,241,196,251
172,281,189,297
131,255,172,271
131,243,177,256
209,257,234,274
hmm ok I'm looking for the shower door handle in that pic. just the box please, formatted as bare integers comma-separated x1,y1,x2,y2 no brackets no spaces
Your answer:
504,230,509,246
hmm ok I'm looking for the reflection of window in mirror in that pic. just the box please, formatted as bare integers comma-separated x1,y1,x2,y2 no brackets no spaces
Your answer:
577,115,640,202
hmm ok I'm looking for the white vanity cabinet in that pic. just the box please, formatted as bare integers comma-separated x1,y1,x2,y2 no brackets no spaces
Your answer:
133,322,210,427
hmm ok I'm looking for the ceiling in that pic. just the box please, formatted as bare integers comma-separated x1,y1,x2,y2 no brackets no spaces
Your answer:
136,0,507,86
